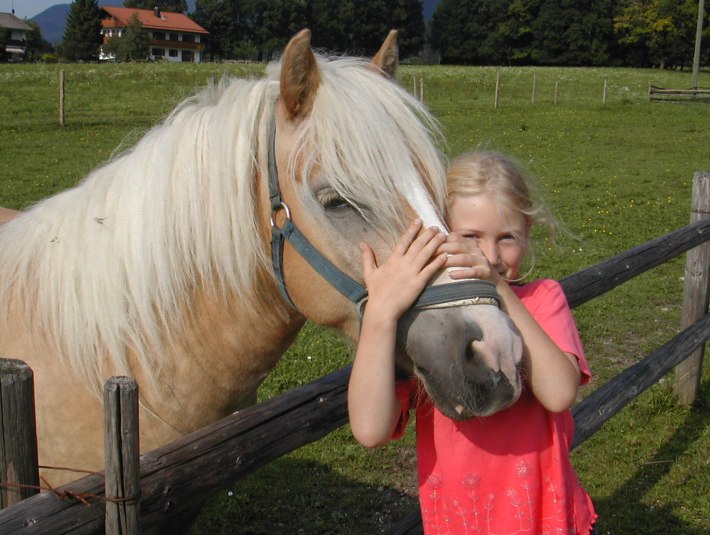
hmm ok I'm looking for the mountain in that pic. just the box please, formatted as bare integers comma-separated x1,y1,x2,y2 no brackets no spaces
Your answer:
31,5,69,45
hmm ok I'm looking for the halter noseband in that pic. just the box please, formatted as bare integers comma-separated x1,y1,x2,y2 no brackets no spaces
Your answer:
267,114,499,315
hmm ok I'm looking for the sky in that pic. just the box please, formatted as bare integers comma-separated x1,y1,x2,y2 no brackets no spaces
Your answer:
0,0,61,20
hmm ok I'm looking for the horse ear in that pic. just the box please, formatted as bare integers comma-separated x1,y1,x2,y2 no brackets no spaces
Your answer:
371,29,399,78
280,29,321,121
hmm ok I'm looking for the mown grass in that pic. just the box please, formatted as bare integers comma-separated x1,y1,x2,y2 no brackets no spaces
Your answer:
1,62,709,533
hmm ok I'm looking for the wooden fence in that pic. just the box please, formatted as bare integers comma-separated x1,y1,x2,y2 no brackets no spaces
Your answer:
0,173,707,533
648,84,710,102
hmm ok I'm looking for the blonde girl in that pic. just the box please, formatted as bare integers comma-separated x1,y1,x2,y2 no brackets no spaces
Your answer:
349,151,597,534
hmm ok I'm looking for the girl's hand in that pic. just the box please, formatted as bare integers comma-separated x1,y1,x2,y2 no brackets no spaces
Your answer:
361,219,447,322
437,232,502,284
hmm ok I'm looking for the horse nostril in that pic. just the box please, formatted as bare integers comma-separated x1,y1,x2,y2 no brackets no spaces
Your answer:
465,344,476,362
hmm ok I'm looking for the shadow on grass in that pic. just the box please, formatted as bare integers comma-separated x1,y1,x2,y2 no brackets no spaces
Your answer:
593,387,710,535
189,456,418,535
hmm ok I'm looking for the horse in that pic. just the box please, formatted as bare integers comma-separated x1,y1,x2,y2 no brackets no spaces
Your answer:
0,30,522,488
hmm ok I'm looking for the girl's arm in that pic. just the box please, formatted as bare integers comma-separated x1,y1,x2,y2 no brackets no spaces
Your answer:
493,281,581,412
348,220,447,447
441,235,581,413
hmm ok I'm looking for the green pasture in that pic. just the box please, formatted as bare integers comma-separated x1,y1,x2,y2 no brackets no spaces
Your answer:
1,62,709,533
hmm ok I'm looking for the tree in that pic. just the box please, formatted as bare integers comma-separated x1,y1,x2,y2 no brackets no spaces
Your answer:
389,0,426,60
308,0,355,52
103,13,150,60
531,0,615,66
24,20,55,60
123,0,188,13
194,0,424,61
614,0,707,68
61,0,103,61
430,0,512,65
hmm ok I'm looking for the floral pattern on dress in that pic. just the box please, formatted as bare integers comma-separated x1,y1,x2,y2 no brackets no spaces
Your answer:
420,464,575,535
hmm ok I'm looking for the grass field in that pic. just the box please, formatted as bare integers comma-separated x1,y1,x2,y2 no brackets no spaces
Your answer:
1,61,709,534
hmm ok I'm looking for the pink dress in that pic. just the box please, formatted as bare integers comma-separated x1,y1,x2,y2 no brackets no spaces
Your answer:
394,279,597,535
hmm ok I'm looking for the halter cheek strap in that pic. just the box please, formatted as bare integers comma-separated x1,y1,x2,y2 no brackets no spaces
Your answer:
267,114,499,315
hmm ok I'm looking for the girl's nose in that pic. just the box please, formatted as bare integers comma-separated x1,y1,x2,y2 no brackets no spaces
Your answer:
480,240,500,266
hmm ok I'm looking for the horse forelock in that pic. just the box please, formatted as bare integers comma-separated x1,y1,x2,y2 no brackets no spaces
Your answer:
289,55,448,240
0,75,280,395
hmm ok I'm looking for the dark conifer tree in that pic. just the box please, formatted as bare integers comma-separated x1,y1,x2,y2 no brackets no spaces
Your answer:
61,0,103,61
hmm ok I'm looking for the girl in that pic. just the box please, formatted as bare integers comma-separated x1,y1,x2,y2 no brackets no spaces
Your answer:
348,151,597,534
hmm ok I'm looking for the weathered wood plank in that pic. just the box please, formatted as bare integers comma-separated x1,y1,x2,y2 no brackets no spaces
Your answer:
573,313,710,447
104,377,140,535
675,172,710,403
560,219,710,308
0,359,39,509
0,367,350,532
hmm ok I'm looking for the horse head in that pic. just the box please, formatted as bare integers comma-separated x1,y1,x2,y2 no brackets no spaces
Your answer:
269,30,523,418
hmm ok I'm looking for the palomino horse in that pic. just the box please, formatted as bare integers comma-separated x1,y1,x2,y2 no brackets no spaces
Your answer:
0,30,522,487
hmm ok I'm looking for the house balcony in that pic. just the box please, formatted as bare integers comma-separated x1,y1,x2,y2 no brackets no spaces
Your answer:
150,39,205,52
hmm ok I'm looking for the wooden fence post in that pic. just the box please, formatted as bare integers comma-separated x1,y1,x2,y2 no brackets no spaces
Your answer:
0,359,39,509
553,81,559,106
104,377,140,534
494,72,500,109
674,171,710,404
603,79,608,105
59,70,65,128
531,72,537,104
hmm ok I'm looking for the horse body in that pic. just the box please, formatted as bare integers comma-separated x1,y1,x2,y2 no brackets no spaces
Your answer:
0,30,522,488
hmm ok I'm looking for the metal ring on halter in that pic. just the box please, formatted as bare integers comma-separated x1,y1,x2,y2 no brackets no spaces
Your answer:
270,201,292,228
355,296,369,318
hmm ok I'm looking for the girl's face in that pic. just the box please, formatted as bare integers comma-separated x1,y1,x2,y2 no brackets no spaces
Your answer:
448,192,529,281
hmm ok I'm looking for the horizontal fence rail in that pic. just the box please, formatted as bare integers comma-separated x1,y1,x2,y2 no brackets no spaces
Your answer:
0,218,708,533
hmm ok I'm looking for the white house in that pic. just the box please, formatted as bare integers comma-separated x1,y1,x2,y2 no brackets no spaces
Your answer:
100,6,208,62
0,12,32,61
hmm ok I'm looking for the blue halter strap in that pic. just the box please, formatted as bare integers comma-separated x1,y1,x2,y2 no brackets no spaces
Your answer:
267,114,499,315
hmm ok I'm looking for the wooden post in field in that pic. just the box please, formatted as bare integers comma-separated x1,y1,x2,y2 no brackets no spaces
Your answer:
531,72,537,104
603,79,608,105
59,69,65,128
691,0,705,89
553,81,559,106
494,72,500,109
419,77,424,102
0,359,39,509
674,172,710,404
104,377,140,534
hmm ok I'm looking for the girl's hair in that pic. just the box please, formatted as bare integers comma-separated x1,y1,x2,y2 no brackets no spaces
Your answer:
446,150,557,242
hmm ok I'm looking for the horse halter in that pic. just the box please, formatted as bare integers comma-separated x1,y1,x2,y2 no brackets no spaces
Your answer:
267,114,500,316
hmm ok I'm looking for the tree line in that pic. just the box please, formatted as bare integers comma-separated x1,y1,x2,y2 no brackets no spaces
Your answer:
49,0,710,68
431,0,709,68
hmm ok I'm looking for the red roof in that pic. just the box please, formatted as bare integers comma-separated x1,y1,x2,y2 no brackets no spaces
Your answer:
100,6,208,34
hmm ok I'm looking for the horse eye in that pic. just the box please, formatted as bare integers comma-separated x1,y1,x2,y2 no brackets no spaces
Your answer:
316,188,350,211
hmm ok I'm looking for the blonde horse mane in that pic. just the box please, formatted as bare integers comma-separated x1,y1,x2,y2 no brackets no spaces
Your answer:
0,53,446,396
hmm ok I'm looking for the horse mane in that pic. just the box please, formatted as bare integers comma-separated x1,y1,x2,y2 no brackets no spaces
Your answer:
0,53,446,396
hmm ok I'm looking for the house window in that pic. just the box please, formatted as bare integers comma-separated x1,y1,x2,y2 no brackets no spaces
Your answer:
169,49,178,57
182,34,194,43
152,48,164,57
182,50,193,62
153,32,165,40
170,33,178,41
